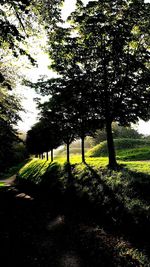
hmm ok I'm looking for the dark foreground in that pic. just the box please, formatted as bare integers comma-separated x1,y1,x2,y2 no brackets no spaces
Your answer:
0,182,150,267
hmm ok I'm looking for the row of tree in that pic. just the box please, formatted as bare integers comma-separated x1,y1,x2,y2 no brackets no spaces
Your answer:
0,0,67,171
27,0,150,169
0,0,42,172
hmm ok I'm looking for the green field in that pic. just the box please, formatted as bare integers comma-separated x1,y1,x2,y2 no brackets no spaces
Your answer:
86,138,150,161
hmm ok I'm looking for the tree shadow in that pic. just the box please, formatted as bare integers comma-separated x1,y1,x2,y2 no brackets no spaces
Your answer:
120,167,150,203
5,161,149,266
66,164,150,253
1,181,146,267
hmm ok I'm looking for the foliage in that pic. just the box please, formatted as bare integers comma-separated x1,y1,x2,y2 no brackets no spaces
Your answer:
0,0,40,172
0,87,21,123
26,119,61,157
0,87,22,172
90,123,143,146
34,74,102,162
30,0,150,169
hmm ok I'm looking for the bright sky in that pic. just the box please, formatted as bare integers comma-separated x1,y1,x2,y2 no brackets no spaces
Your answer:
17,0,150,135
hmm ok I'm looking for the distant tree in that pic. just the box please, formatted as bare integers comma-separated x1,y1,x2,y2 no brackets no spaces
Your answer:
39,90,75,164
26,118,61,161
71,78,103,163
91,123,143,146
34,75,103,163
26,124,43,158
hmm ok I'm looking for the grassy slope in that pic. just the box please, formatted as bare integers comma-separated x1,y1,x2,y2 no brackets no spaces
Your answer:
87,138,150,161
18,157,150,267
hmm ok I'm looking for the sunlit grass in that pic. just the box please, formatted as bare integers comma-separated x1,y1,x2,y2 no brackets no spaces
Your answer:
55,155,109,167
124,160,150,174
87,139,150,161
0,182,5,187
19,156,150,179
19,158,52,184
19,156,150,215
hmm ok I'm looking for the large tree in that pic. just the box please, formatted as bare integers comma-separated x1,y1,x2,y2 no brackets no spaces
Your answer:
69,0,150,168
27,0,150,169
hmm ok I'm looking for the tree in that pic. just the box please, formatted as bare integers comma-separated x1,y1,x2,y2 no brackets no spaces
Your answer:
34,74,103,163
0,120,20,172
27,0,150,169
68,0,150,168
26,119,61,161
91,123,143,146
0,86,22,172
39,88,75,164
0,0,37,84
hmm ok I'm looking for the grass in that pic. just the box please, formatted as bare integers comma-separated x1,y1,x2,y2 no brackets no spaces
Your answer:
124,160,150,174
87,138,150,161
17,156,150,266
18,157,150,215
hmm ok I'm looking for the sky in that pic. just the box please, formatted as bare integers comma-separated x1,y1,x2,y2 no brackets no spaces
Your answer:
17,0,150,135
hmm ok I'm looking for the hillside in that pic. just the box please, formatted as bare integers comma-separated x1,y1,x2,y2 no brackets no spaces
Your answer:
86,138,150,161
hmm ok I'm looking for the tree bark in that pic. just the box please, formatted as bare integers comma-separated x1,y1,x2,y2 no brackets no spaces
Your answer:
51,149,53,162
66,140,70,164
81,135,85,163
106,120,118,169
46,151,49,161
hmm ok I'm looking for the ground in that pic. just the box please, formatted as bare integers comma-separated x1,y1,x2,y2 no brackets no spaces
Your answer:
0,175,150,267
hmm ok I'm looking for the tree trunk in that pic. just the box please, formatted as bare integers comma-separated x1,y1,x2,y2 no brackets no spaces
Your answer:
51,149,53,162
41,153,44,159
46,151,49,161
106,120,118,169
81,135,85,163
66,140,70,164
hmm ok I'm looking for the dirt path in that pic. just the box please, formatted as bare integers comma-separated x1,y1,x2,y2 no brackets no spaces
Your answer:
0,174,16,186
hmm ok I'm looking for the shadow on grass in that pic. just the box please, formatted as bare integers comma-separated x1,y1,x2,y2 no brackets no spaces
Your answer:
59,163,150,254
14,160,150,263
0,178,146,267
1,160,150,266
121,167,150,202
